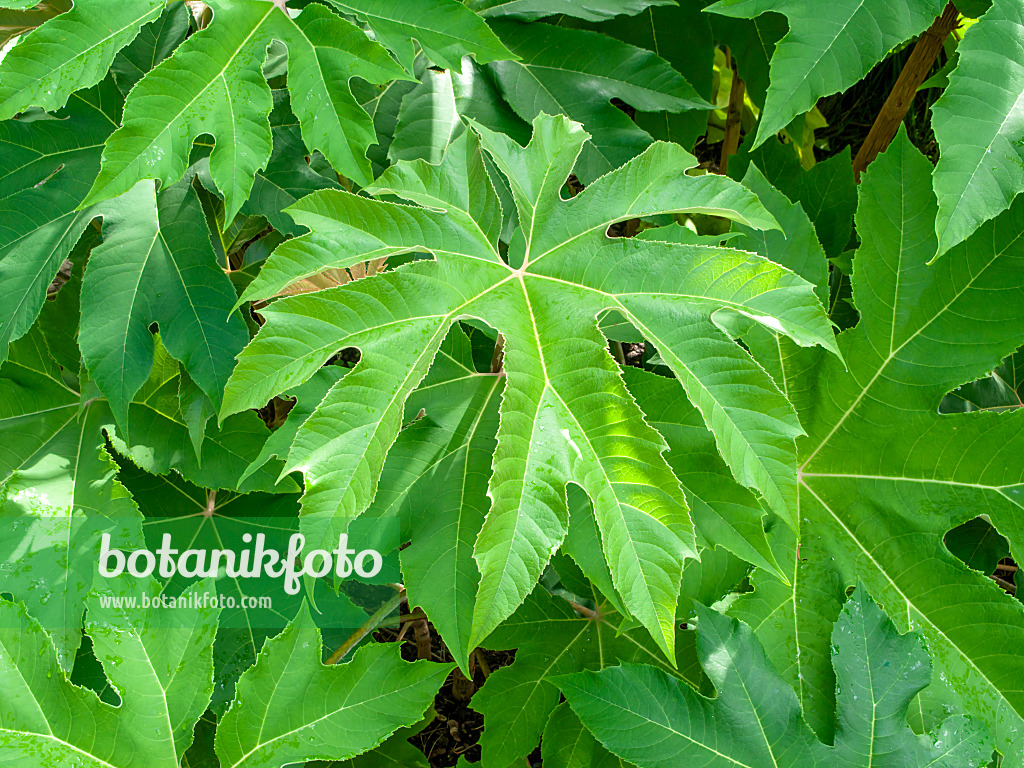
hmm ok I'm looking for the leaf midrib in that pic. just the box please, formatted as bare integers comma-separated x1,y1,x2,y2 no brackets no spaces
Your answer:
799,478,1024,726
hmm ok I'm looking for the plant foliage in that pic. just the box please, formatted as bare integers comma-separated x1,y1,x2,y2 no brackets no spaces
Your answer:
0,0,1021,767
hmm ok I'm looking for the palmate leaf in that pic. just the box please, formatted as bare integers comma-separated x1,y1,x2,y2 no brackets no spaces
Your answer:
706,0,946,145
222,113,837,658
769,129,1024,764
214,605,452,768
82,0,412,220
931,0,1024,256
0,76,120,365
80,178,249,432
0,326,292,669
0,0,164,120
0,577,219,766
487,20,711,182
0,324,137,671
558,588,992,768
109,453,368,716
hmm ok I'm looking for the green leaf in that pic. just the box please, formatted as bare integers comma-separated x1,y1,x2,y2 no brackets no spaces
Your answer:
541,702,628,768
363,328,503,671
728,524,847,742
80,179,249,431
222,114,836,658
0,77,120,365
623,365,785,582
931,0,1024,256
729,139,856,259
467,0,673,22
0,578,219,766
830,590,992,767
110,340,299,495
590,2,716,153
109,1,190,94
487,20,711,182
0,0,53,10
0,0,163,120
0,336,134,670
178,368,216,459
707,0,946,146
736,163,828,303
83,0,409,219
336,721,433,768
795,127,1024,764
241,89,341,238
323,0,516,72
214,604,453,768
238,367,347,485
474,587,696,768
390,68,463,164
450,55,531,147
558,589,991,768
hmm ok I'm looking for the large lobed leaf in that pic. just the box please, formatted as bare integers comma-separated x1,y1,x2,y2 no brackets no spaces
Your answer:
81,0,415,219
0,578,219,766
747,128,1024,765
215,604,452,767
223,113,837,659
558,588,991,768
80,178,249,432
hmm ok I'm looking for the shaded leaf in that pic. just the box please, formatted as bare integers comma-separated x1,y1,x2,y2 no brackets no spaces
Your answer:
214,605,452,768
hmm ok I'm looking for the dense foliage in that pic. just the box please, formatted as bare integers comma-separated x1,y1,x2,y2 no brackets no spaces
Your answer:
0,0,1022,766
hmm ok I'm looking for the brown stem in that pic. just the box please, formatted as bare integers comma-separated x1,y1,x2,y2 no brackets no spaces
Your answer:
490,333,506,373
413,615,432,660
720,48,746,175
474,649,492,679
992,574,1017,594
852,1,960,182
566,599,598,619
